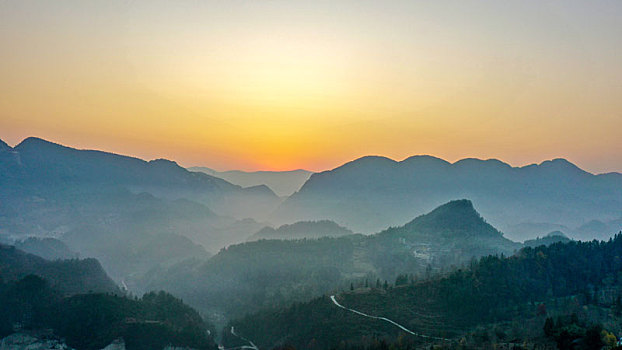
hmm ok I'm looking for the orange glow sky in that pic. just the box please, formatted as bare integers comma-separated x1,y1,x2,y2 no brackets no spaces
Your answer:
1,1,621,173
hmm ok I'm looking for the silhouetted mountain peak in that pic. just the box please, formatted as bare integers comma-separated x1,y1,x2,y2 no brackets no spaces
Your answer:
0,138,11,151
15,136,61,150
399,199,502,238
148,158,185,173
453,158,512,170
537,158,588,175
413,198,477,222
401,155,449,165
338,155,398,171
399,155,451,173
545,230,568,238
243,184,278,196
14,136,135,161
149,158,180,166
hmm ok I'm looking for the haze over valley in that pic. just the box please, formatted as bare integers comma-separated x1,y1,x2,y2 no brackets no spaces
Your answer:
2,136,622,349
2,1,622,349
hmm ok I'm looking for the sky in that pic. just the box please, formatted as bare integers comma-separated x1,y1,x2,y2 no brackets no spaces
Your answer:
1,1,621,173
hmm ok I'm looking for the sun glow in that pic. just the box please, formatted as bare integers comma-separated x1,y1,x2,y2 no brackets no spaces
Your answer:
1,1,621,172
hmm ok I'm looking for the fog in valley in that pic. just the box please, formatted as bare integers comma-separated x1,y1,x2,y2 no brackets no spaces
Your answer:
2,0,622,349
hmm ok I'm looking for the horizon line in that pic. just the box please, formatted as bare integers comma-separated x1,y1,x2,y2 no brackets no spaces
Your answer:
4,135,621,176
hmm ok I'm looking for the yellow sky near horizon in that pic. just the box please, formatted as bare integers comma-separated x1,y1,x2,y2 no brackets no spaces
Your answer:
1,1,621,173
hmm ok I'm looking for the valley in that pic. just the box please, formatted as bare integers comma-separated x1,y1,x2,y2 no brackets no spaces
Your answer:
1,137,621,349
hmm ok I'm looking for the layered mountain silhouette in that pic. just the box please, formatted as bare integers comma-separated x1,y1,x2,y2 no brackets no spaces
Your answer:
0,137,274,286
273,155,622,240
2,137,280,219
190,167,312,197
141,200,520,320
14,237,78,260
3,136,621,332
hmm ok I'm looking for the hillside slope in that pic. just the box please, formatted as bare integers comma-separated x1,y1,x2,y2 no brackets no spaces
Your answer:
227,234,622,349
0,137,269,287
0,244,118,295
142,200,520,321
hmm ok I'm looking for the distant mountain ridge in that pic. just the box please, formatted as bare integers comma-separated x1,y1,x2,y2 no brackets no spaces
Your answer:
189,167,312,197
5,137,279,213
15,237,78,260
273,155,622,240
248,220,354,241
0,136,271,289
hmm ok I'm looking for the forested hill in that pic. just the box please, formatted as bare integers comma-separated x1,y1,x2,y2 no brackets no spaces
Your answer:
0,275,218,350
226,233,622,350
140,200,521,320
0,136,273,292
248,220,354,241
367,200,521,275
0,244,118,295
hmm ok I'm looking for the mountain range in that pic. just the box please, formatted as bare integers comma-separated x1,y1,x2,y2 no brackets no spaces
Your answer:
1,137,280,220
189,167,312,197
272,155,622,241
2,136,621,330
0,137,275,286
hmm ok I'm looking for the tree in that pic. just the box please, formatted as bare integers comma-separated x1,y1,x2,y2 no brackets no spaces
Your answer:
543,317,554,337
395,274,408,286
582,326,604,350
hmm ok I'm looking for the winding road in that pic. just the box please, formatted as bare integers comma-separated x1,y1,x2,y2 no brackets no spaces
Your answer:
329,295,450,341
228,326,259,350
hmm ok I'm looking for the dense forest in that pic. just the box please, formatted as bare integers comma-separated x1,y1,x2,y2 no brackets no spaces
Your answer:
226,234,622,349
0,274,217,350
0,244,118,295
